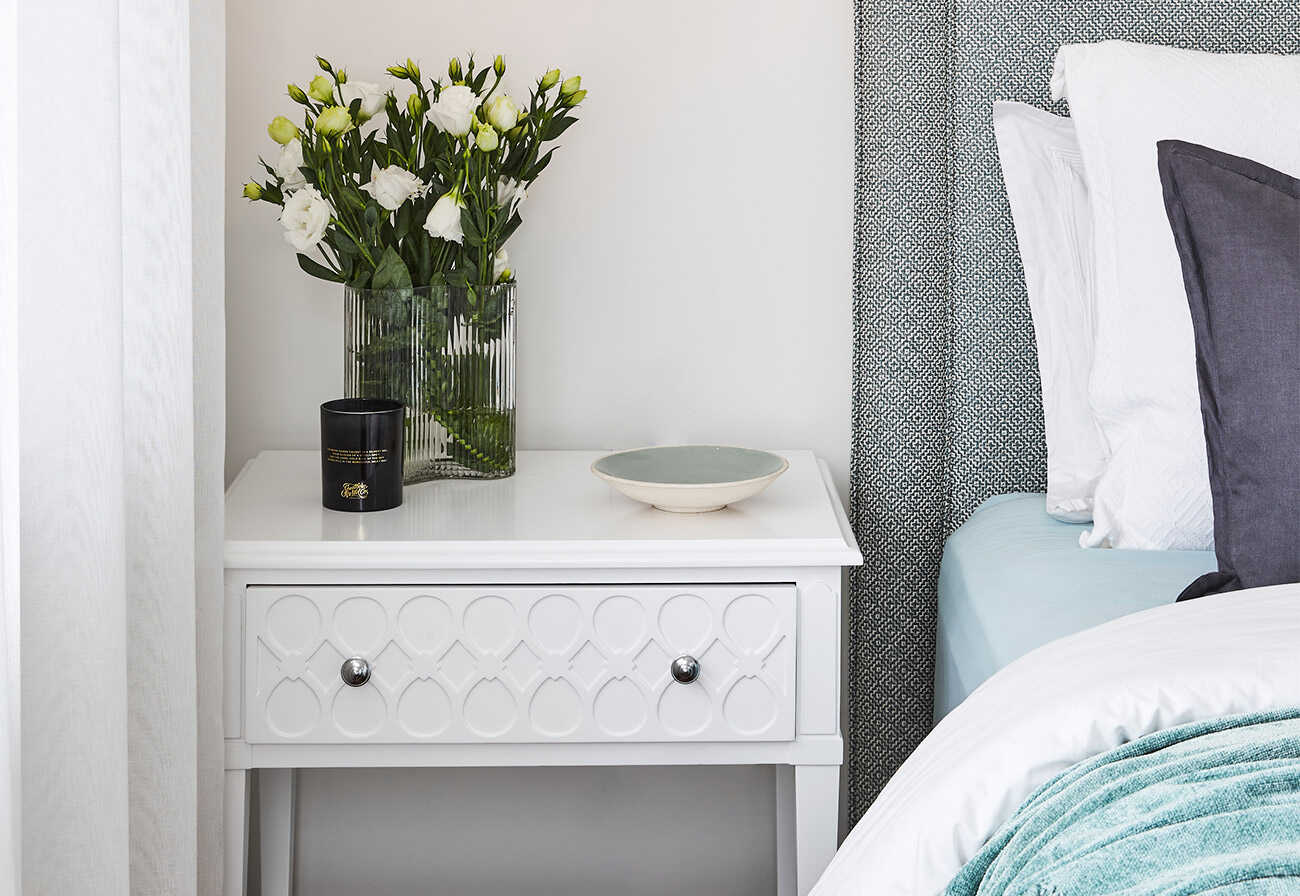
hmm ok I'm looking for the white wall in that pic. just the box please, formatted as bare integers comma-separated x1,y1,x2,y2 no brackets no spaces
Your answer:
226,0,852,891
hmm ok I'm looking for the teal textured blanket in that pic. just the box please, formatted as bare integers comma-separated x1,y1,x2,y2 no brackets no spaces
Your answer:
944,710,1300,895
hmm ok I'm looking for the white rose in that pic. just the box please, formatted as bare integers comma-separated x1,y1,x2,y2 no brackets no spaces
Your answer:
493,247,510,281
273,138,306,192
484,94,521,131
280,187,333,252
361,165,425,211
423,188,465,243
339,80,388,123
497,177,526,210
428,85,479,137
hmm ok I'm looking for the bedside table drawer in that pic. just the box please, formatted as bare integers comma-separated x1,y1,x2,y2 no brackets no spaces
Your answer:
244,585,796,744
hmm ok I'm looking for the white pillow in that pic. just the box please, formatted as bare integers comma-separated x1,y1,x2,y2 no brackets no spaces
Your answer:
1051,41,1300,550
992,101,1106,523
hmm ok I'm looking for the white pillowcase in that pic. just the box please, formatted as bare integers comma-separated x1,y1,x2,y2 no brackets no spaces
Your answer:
993,102,1106,523
1052,41,1300,550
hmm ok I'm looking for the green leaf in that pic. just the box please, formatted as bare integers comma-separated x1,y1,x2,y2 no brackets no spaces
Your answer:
498,211,522,244
297,253,344,283
333,228,365,258
526,148,555,180
394,204,412,243
370,245,413,290
543,115,578,141
341,189,367,212
461,209,482,246
418,232,434,284
333,237,357,259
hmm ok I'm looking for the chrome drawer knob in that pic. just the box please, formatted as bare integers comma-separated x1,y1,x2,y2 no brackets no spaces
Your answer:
340,657,371,687
670,655,700,684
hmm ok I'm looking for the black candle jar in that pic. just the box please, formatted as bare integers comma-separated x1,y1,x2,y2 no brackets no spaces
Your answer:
320,398,404,512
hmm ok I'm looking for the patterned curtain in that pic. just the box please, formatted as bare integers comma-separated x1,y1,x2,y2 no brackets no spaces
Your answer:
848,0,1300,823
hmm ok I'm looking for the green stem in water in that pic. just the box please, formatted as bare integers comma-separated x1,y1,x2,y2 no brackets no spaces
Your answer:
429,407,513,472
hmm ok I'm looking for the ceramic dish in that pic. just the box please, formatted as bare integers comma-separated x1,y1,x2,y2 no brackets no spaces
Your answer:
591,445,789,513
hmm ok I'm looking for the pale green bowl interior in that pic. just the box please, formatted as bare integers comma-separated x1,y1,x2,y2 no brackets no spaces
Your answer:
593,446,785,485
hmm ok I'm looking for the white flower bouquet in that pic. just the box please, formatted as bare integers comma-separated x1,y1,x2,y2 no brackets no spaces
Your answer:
244,53,585,290
243,54,587,482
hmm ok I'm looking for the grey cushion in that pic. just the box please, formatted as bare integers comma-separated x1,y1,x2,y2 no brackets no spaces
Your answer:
1158,140,1300,599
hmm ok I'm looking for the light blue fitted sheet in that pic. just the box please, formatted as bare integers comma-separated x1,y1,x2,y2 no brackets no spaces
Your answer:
933,494,1216,722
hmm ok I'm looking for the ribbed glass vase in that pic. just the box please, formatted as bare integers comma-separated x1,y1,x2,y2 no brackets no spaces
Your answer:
343,283,517,483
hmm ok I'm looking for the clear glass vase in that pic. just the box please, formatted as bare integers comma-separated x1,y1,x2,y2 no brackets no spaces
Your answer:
343,283,517,483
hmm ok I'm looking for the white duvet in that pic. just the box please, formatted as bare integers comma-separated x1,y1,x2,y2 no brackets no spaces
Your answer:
812,585,1300,896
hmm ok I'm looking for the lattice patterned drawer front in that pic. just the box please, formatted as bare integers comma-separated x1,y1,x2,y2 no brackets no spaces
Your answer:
244,585,796,744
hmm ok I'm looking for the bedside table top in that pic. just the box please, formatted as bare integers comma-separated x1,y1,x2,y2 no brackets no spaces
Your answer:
225,450,861,570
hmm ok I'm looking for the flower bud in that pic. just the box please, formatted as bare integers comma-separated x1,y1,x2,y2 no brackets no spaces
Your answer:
314,104,353,137
316,55,333,73
493,54,505,77
386,64,409,79
336,69,348,84
287,83,309,104
407,93,425,118
242,181,263,201
448,57,463,81
267,115,299,145
561,88,587,107
539,68,560,91
506,124,525,141
484,94,521,131
475,124,499,152
308,75,334,103
560,75,581,96
406,59,421,81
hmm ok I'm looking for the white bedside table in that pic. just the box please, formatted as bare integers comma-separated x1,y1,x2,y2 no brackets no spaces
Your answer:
224,450,860,896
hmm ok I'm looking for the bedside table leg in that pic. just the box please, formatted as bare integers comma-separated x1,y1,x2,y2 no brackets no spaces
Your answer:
777,764,839,896
224,769,249,896
776,766,796,896
259,768,296,896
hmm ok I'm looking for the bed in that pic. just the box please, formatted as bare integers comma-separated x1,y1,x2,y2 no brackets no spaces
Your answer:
848,0,1300,820
933,493,1215,719
817,586,1300,895
839,3,1300,892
